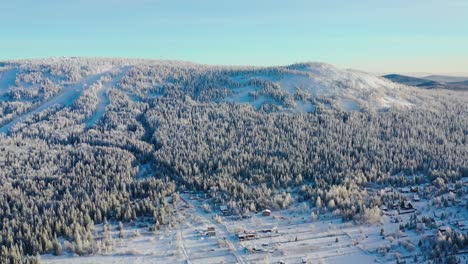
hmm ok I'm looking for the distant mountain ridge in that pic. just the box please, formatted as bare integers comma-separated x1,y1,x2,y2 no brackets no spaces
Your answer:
382,73,468,91
423,75,468,83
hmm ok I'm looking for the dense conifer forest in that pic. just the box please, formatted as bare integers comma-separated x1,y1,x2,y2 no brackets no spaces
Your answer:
0,58,466,263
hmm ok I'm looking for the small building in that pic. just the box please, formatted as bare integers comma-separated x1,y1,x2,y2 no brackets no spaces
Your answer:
220,205,229,215
401,187,410,193
439,226,450,233
206,227,216,237
380,205,388,211
262,209,271,216
238,232,256,241
260,226,278,233
384,210,398,217
384,187,393,193
413,194,420,202
399,201,417,214
410,186,419,193
456,221,465,228
404,201,414,209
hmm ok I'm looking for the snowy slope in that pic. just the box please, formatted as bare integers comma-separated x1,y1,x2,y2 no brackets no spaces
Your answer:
282,63,419,110
0,68,18,99
225,62,426,111
0,70,114,135
0,58,451,135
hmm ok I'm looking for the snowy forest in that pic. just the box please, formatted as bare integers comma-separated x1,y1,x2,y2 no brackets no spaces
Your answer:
0,58,467,263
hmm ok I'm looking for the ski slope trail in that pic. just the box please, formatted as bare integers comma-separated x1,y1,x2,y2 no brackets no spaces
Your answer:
84,83,110,129
84,67,129,129
0,68,18,99
0,70,113,135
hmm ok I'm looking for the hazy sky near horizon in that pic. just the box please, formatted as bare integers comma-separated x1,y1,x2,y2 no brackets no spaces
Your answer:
1,0,468,74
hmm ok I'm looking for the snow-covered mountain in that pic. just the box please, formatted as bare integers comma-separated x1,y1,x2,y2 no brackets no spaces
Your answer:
1,58,467,264
0,58,458,135
267,62,421,111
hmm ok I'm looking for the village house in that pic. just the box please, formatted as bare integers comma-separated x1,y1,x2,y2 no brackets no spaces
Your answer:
207,226,216,237
404,201,414,209
262,209,271,216
400,187,410,193
220,205,229,215
399,201,417,214
448,185,456,193
237,231,256,241
259,226,278,233
439,226,450,233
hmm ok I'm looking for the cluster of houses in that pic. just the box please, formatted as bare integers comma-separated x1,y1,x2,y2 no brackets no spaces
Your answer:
380,200,417,216
219,205,272,217
399,186,421,202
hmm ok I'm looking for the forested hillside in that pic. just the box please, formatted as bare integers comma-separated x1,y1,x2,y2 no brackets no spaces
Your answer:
0,58,466,263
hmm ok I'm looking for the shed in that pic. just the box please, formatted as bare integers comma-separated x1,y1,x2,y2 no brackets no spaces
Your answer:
403,201,414,209
238,232,256,241
439,226,450,233
262,209,271,216
220,205,229,215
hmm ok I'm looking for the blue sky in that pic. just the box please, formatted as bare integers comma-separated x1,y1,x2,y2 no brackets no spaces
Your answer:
1,0,467,74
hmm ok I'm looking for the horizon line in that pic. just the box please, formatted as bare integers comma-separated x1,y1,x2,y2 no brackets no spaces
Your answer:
2,56,468,77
